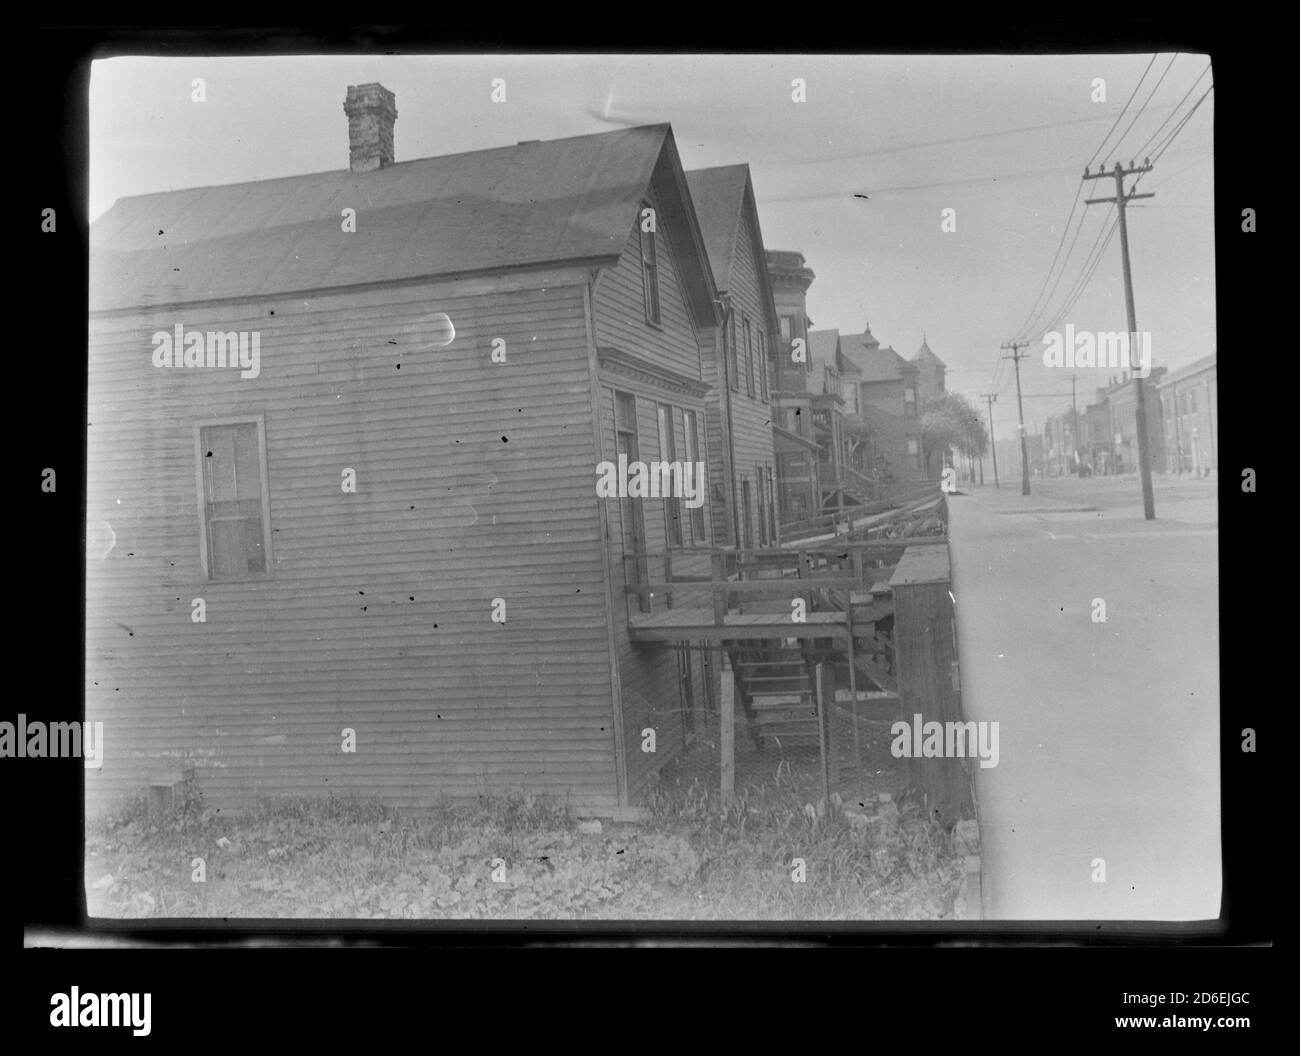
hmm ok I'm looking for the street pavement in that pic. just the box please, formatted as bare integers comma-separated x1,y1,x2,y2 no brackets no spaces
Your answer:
947,473,1220,920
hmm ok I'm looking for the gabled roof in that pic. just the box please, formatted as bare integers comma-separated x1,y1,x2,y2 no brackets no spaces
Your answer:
685,163,780,334
91,123,717,319
839,326,917,382
807,328,843,373
685,165,748,291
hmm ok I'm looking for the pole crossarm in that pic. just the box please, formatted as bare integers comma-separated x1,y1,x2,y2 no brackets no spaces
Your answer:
1081,160,1158,519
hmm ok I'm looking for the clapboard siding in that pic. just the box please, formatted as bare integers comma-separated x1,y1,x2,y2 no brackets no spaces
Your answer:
697,185,779,549
596,381,707,798
592,173,703,383
702,344,734,545
723,202,780,542
86,276,622,814
593,186,717,798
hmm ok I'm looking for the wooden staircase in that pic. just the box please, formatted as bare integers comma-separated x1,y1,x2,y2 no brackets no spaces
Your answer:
732,646,820,749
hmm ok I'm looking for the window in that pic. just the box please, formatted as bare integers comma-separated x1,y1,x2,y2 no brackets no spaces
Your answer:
766,466,778,543
658,403,683,547
638,202,660,325
726,315,739,392
740,479,754,551
904,386,917,418
194,418,272,580
682,409,708,543
758,330,768,401
779,316,792,342
615,392,649,611
756,468,768,546
744,318,755,397
1187,390,1197,413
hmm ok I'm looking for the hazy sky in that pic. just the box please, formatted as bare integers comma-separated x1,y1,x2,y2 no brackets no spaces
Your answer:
90,53,1215,432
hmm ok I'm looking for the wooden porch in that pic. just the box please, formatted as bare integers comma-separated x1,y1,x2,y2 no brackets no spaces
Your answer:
618,504,973,825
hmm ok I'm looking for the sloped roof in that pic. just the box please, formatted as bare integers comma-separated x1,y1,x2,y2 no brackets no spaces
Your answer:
839,329,916,382
684,165,749,291
913,336,947,368
685,163,779,334
90,124,696,312
807,328,843,372
1155,352,1216,386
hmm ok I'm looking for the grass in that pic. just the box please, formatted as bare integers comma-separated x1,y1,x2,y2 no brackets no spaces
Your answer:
85,774,966,921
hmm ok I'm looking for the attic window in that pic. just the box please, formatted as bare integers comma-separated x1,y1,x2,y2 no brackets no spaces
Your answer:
194,417,273,581
638,202,661,326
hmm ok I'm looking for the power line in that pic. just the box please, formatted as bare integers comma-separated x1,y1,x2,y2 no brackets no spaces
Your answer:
1018,204,1107,342
1103,53,1178,169
1010,58,1155,345
1145,84,1214,166
1130,63,1212,161
1037,210,1119,338
777,99,1184,172
1086,54,1158,170
1008,55,1162,349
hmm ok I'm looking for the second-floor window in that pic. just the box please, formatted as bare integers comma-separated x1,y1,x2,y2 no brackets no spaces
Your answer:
744,317,755,397
658,403,683,547
683,408,708,543
758,330,768,401
726,315,739,392
638,203,660,325
904,386,917,418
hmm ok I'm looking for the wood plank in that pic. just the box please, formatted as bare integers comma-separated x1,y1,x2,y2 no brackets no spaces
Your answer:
721,654,735,801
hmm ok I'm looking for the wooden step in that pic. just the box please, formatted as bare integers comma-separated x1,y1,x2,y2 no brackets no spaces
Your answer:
741,673,808,684
750,692,810,707
833,689,902,708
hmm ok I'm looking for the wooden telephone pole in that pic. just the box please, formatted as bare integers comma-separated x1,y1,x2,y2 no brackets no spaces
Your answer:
1000,342,1031,495
982,393,999,488
1084,159,1156,519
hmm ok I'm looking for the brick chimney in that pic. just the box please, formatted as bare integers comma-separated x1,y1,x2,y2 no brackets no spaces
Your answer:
343,83,397,173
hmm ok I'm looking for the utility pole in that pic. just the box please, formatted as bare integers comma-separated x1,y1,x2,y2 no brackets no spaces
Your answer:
1071,374,1082,477
1084,159,1156,519
1000,341,1031,495
982,393,999,488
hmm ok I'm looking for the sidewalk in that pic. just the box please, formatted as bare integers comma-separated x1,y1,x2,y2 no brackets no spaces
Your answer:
947,478,1220,920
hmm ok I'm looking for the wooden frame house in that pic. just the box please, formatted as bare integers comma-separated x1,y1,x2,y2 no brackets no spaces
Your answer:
684,165,782,552
86,85,731,816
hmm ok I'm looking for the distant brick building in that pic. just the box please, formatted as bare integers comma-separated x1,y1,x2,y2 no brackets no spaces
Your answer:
1155,354,1217,476
1104,368,1167,476
765,250,822,524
